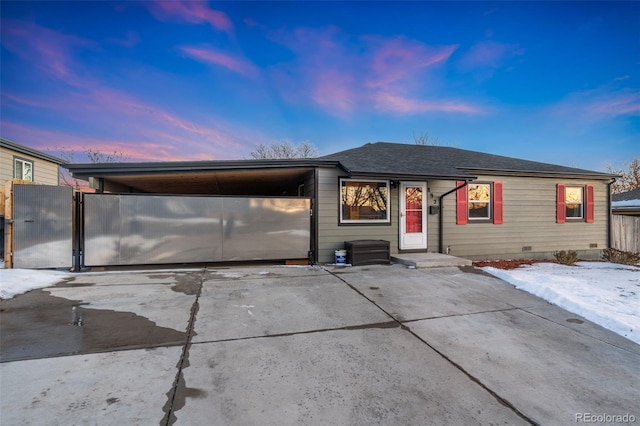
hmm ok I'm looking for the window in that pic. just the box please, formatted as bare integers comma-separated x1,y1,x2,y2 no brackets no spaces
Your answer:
468,183,491,220
456,181,503,225
556,184,594,223
565,187,583,219
14,158,33,181
340,179,389,223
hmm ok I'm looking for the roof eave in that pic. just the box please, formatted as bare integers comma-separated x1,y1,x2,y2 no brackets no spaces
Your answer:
64,159,342,178
1,137,64,165
343,170,476,181
458,167,617,180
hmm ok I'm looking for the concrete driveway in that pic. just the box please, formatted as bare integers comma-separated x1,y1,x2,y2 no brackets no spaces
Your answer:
1,264,638,425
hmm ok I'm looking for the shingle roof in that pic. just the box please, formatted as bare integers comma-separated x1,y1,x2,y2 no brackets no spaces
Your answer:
320,142,615,180
612,188,640,202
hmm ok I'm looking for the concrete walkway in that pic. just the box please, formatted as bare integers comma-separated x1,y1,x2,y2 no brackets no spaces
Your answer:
1,264,638,425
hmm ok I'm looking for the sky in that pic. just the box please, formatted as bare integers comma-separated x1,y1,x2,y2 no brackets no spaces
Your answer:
1,1,638,171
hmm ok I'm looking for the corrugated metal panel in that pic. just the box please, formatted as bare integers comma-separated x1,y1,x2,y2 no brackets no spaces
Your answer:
83,194,121,266
83,194,308,266
119,195,223,265
13,185,72,268
222,198,310,261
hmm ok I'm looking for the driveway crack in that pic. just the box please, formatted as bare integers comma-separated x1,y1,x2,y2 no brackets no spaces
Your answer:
160,268,205,426
325,267,538,425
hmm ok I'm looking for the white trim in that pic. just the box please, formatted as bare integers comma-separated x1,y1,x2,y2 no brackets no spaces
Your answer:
399,181,427,250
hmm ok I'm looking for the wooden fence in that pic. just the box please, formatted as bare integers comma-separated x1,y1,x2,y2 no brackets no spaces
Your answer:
611,215,640,254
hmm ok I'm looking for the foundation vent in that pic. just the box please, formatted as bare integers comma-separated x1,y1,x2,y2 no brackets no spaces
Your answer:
522,246,532,252
589,243,598,248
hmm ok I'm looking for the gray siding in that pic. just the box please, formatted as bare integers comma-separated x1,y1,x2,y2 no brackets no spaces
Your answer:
316,168,399,263
316,168,611,262
430,175,610,260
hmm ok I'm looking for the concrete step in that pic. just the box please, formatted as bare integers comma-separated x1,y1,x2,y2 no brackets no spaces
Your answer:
391,253,472,268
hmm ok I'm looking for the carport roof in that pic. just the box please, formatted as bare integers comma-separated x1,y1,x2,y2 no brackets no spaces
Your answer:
64,158,342,177
64,158,343,194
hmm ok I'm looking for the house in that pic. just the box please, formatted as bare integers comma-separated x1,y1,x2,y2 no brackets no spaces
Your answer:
612,188,640,216
64,142,616,266
0,138,63,186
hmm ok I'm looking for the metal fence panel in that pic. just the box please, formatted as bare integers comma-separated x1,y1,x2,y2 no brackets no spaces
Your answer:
13,185,72,268
83,194,308,266
222,197,311,261
83,194,122,266
119,195,223,265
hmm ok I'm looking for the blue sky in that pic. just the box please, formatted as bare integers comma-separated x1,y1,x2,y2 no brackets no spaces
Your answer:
1,1,638,171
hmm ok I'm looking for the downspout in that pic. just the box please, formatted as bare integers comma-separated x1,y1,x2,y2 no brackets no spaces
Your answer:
607,178,615,249
438,181,469,254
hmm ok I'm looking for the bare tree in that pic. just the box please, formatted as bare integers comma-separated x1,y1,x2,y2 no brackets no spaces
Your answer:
608,158,640,193
58,147,128,189
248,140,319,159
413,131,440,146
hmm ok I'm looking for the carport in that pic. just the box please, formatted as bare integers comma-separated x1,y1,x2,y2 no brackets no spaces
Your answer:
64,159,341,268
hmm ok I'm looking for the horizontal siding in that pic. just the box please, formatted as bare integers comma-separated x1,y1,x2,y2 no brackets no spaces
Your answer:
434,176,609,260
317,170,611,262
0,147,60,186
317,168,399,262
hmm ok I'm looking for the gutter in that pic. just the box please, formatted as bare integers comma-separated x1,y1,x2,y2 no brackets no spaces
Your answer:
438,180,469,254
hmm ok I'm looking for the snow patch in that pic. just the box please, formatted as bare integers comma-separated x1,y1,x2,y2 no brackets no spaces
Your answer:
483,262,640,345
0,269,71,299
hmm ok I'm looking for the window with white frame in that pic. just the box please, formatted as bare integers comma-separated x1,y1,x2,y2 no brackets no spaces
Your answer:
14,157,33,181
340,179,389,223
468,183,491,220
565,186,584,219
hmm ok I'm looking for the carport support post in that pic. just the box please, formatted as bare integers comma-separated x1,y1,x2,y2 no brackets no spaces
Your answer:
438,181,468,254
72,191,83,272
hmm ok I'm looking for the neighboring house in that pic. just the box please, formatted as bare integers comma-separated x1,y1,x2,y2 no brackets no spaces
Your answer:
65,142,616,264
612,188,640,216
0,138,63,186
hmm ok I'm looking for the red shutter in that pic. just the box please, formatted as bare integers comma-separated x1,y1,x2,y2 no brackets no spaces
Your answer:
493,181,503,224
556,184,566,224
585,184,595,223
456,181,468,225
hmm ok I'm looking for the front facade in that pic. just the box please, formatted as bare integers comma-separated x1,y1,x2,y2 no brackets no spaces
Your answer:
0,138,63,186
64,142,615,266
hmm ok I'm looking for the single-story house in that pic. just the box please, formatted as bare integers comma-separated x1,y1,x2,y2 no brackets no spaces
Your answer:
65,142,617,265
0,137,63,186
612,188,640,216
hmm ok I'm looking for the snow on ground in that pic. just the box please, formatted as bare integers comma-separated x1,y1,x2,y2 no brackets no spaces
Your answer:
0,269,71,300
483,262,640,345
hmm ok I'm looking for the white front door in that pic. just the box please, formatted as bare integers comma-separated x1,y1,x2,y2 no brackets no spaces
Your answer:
399,182,427,250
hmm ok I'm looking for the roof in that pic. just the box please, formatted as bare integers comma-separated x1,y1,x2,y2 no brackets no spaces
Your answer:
612,188,640,202
320,142,617,180
64,158,341,177
0,137,64,165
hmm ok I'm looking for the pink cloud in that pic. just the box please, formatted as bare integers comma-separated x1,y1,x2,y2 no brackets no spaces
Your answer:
371,92,483,114
364,37,457,89
1,19,93,80
547,88,640,125
264,25,480,116
180,46,259,79
310,70,356,113
583,90,640,117
145,0,232,32
458,40,523,70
